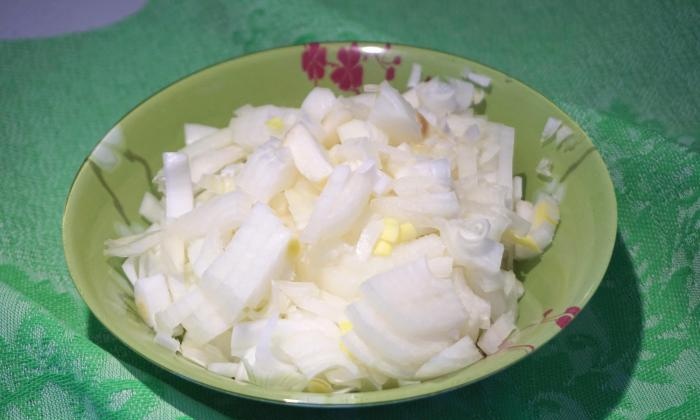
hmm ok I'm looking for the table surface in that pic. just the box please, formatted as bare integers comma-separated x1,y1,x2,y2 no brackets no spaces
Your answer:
1,1,698,418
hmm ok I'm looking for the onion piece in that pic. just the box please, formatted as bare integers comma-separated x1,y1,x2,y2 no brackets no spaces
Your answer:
355,218,384,261
189,145,245,183
139,192,163,224
495,124,515,209
285,123,334,182
184,123,218,145
231,320,266,358
105,229,161,257
540,117,562,143
359,258,467,341
341,331,415,379
208,362,240,377
154,331,180,352
163,152,193,219
244,317,308,391
134,274,172,328
477,311,516,355
415,335,483,379
301,87,336,122
449,78,475,112
427,256,454,278
407,63,422,88
536,158,554,179
555,124,574,146
167,191,252,241
438,218,504,273
229,105,299,151
416,78,458,116
371,191,461,227
301,163,374,244
466,72,491,88
199,203,292,324
237,139,297,204
368,82,421,145
284,178,319,231
121,256,139,286
277,330,358,379
346,299,449,369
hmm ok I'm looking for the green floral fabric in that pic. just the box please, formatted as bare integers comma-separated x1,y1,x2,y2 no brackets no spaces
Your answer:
1,1,698,418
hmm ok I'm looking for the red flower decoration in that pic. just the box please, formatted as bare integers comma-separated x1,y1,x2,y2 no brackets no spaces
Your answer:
565,306,581,316
331,43,363,92
385,66,395,81
301,43,327,82
300,43,401,91
555,315,573,328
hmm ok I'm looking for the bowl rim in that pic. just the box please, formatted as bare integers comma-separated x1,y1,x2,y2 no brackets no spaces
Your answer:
62,40,618,407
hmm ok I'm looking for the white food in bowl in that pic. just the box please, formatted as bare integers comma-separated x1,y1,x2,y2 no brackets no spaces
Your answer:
105,74,561,393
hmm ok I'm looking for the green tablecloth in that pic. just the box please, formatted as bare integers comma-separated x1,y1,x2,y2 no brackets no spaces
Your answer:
1,1,698,418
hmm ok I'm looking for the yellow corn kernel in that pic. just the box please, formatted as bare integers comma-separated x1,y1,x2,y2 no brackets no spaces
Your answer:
398,222,418,242
380,218,400,243
265,117,285,134
373,239,393,256
339,320,353,334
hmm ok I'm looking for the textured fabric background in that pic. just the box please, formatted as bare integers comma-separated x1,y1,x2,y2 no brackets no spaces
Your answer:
1,1,698,418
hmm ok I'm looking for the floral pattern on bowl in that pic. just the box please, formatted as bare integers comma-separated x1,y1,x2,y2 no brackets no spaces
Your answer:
302,42,401,92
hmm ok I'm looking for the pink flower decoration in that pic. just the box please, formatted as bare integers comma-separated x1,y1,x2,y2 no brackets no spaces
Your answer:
565,306,581,316
301,43,327,82
300,43,401,90
331,43,363,92
555,315,573,328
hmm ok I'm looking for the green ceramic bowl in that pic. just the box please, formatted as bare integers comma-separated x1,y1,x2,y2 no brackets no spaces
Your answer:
63,42,616,406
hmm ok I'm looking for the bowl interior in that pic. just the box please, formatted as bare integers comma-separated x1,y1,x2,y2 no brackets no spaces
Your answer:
63,42,616,406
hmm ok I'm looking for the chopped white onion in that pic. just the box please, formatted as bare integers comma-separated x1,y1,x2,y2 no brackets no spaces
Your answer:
207,362,240,377
108,71,563,392
139,192,163,224
200,203,292,323
189,145,245,183
540,117,562,142
536,158,554,179
134,274,172,328
555,124,574,146
477,311,516,355
184,123,219,145
237,139,297,203
163,152,194,219
368,82,421,144
301,87,336,122
155,331,181,352
415,335,483,379
121,256,139,286
407,63,422,88
466,72,491,88
284,123,333,182
301,163,374,244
